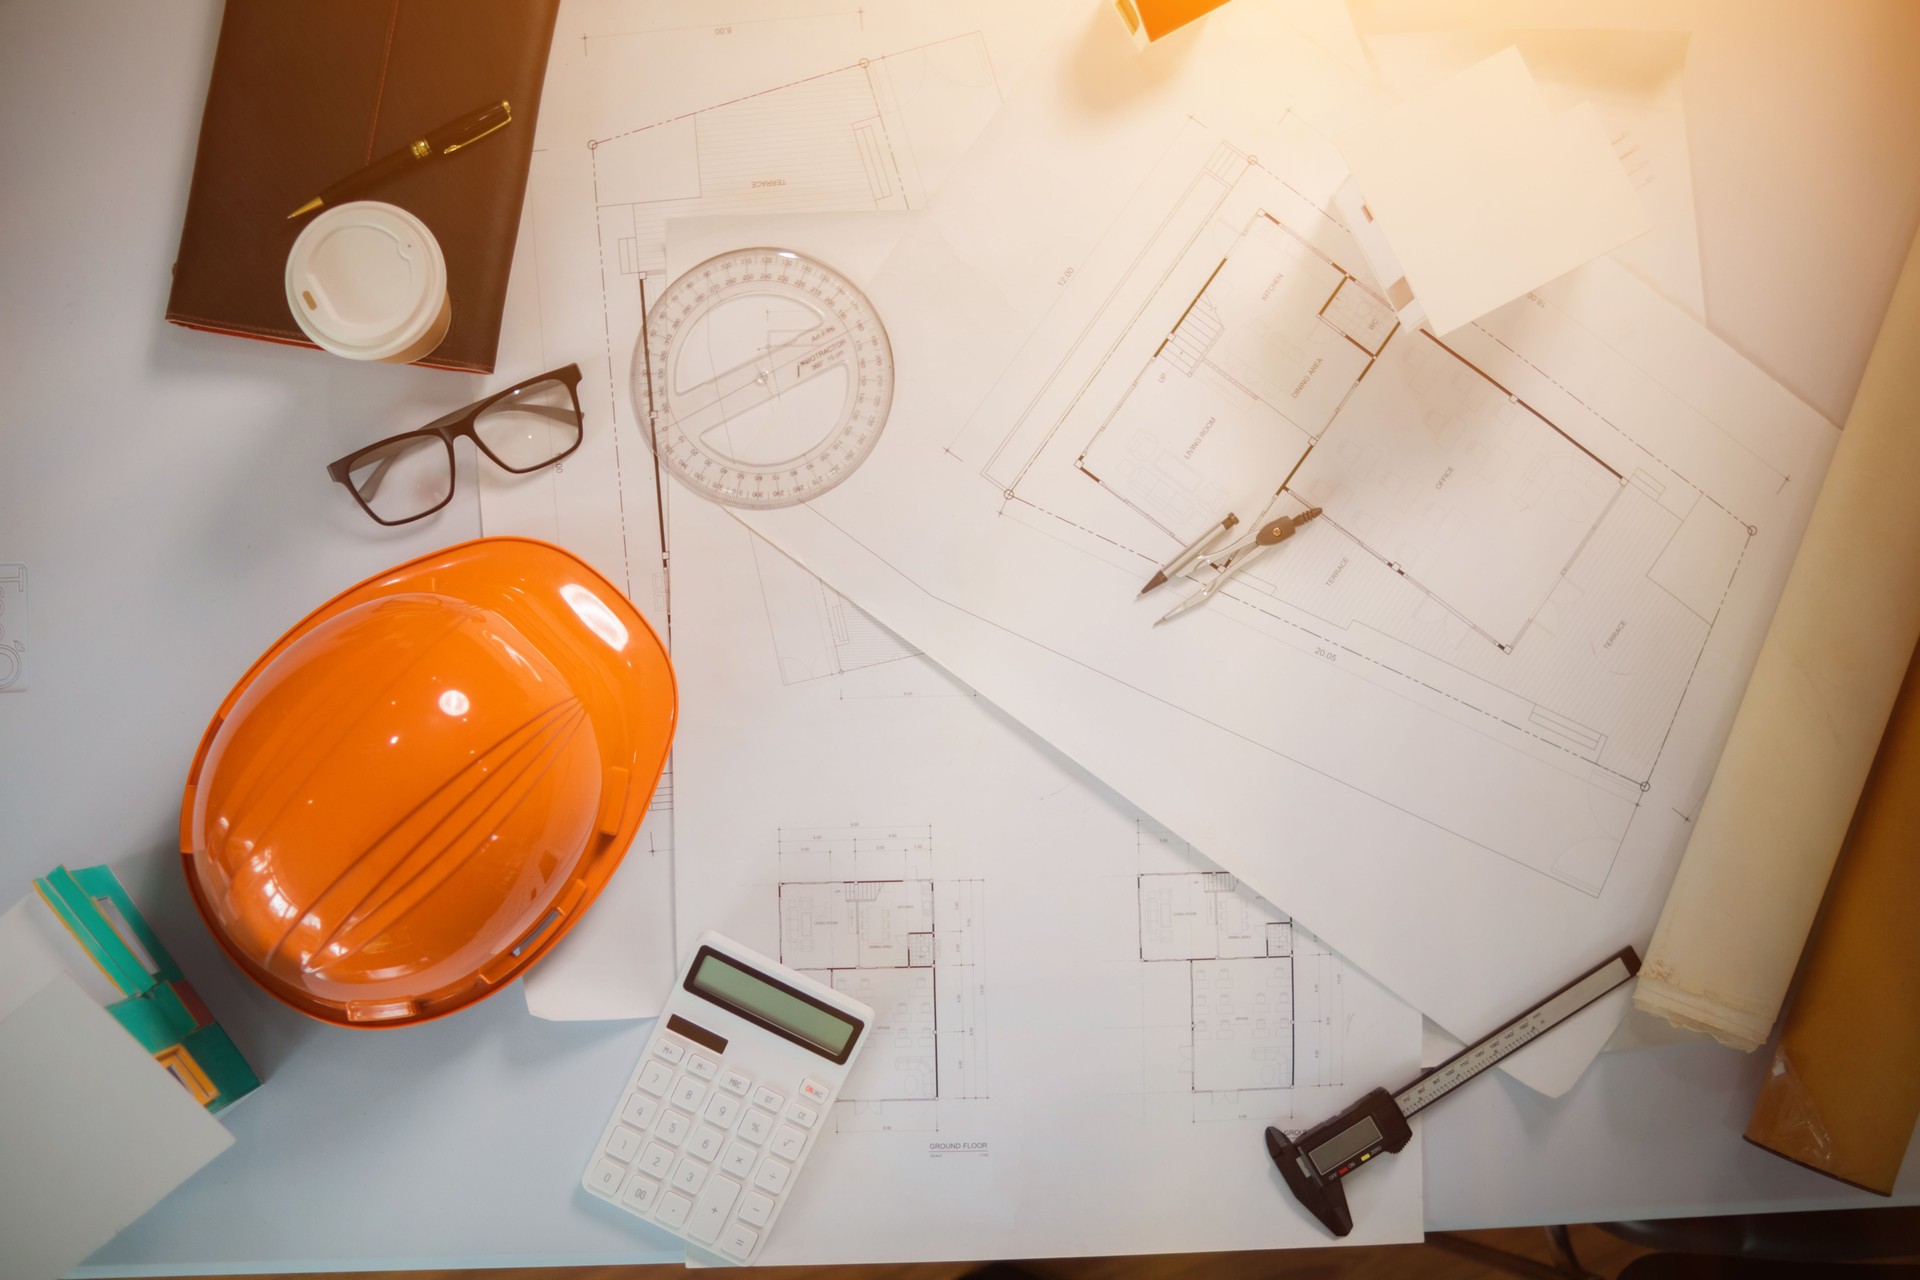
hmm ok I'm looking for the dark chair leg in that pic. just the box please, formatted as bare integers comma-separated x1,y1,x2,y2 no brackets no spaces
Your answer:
1548,1223,1597,1278
1428,1225,1601,1280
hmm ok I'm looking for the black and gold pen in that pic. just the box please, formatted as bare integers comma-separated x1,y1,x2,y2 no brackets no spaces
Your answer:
288,100,513,219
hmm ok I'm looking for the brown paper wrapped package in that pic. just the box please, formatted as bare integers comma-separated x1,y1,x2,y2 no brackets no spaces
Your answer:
1745,639,1920,1194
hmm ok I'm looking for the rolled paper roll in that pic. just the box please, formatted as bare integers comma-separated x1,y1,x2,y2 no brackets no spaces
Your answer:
1634,227,1920,1050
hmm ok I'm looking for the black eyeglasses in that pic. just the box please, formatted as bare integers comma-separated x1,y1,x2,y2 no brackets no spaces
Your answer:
326,364,585,525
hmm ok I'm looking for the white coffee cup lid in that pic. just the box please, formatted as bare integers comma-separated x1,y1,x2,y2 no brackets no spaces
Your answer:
285,202,448,361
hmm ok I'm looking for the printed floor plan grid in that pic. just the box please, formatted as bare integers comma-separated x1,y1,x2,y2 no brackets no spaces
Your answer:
776,826,984,1132
1133,823,1346,1121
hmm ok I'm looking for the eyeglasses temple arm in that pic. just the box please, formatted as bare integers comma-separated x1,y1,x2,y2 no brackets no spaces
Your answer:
353,450,403,501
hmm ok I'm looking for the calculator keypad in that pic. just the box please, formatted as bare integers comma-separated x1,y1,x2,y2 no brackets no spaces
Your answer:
655,1191,693,1229
584,1027,841,1264
688,1174,741,1244
671,1154,709,1195
721,1220,759,1260
739,1109,773,1145
738,1190,774,1227
621,1172,658,1211
606,1125,643,1162
689,1124,726,1162
769,1124,806,1161
637,1059,672,1096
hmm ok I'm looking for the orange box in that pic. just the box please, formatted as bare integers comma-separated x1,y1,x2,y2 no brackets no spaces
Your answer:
1112,0,1234,46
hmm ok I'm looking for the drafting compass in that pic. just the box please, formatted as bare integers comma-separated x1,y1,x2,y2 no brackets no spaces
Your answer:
1145,506,1322,624
634,248,894,508
1266,947,1640,1237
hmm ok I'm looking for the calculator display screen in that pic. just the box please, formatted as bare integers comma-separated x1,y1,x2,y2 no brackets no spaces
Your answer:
688,950,860,1061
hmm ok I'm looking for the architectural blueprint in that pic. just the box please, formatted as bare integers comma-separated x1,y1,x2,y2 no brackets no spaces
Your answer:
1135,842,1356,1120
773,824,988,1133
477,0,1076,594
467,0,1073,1016
723,3,1840,1049
668,476,1422,1259
470,0,1710,1066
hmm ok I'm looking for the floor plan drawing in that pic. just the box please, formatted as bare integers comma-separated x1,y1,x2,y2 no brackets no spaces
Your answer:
951,134,1762,898
1074,207,1397,539
1135,825,1345,1123
776,824,986,1133
1072,201,1627,654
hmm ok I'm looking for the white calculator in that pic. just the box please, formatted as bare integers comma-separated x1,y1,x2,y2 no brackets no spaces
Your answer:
582,932,872,1264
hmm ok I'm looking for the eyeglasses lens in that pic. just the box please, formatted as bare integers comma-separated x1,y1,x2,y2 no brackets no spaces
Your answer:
474,378,582,472
347,435,453,523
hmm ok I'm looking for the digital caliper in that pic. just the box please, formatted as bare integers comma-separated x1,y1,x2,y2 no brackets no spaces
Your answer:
1266,947,1641,1237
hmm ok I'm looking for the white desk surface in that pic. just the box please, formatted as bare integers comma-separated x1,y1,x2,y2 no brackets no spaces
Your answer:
1,2,1916,1274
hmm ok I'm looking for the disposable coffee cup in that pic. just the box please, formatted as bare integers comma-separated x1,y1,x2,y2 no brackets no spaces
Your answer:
285,201,452,364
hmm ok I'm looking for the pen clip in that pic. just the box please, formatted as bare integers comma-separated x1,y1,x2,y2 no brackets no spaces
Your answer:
443,101,513,154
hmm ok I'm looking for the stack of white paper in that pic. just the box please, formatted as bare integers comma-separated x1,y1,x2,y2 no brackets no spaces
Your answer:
0,977,233,1280
473,0,1837,1260
1334,46,1650,333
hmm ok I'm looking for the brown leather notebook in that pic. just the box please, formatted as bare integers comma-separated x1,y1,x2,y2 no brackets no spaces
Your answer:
167,0,559,373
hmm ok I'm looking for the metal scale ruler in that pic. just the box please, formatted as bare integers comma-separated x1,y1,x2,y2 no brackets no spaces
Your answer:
1266,947,1641,1237
633,248,894,509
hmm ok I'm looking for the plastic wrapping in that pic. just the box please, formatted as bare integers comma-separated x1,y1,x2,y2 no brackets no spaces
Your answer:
1634,227,1920,1050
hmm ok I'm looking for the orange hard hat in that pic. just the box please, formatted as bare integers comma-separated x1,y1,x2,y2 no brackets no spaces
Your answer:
179,538,675,1028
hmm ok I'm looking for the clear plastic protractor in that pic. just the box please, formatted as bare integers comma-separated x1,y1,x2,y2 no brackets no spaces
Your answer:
633,248,894,509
